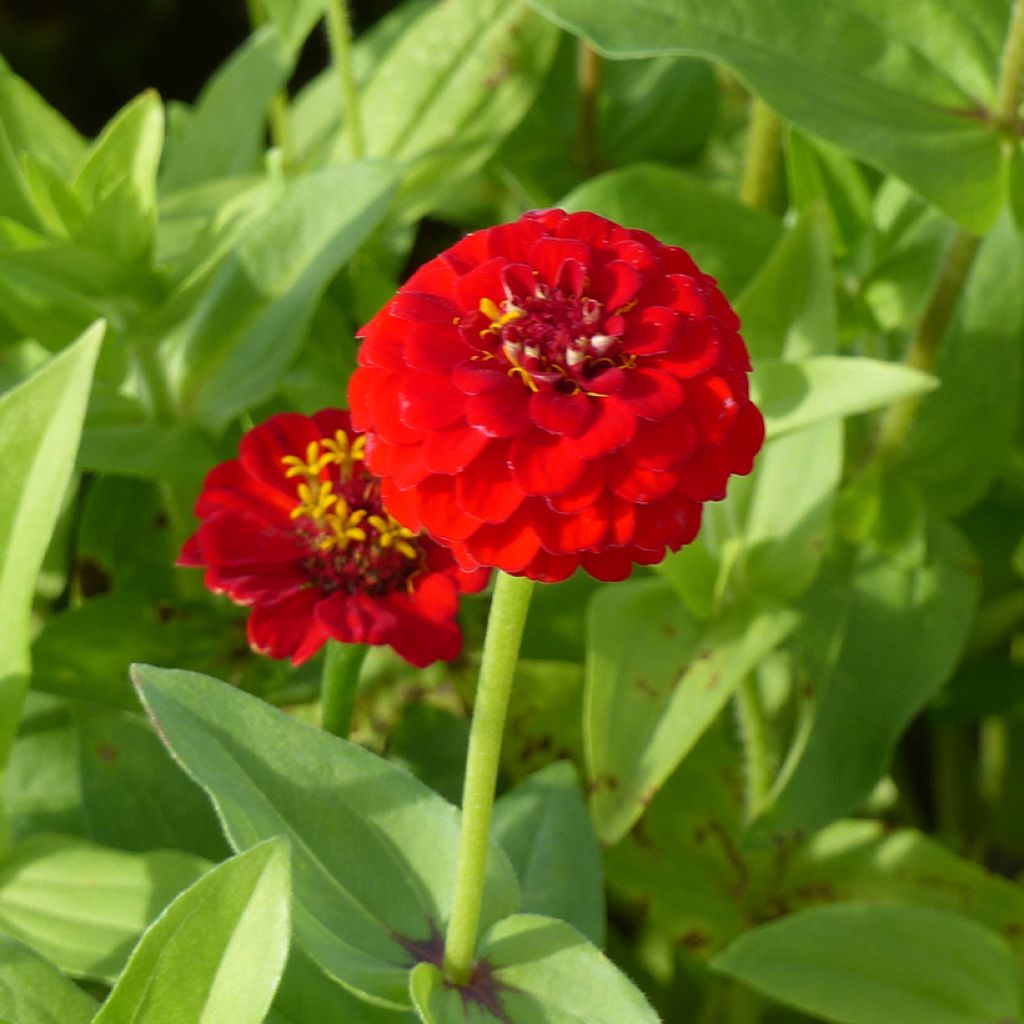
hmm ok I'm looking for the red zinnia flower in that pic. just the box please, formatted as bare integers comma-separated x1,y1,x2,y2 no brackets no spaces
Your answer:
179,409,488,666
349,209,764,583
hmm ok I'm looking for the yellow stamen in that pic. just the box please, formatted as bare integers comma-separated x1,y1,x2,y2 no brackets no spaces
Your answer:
479,296,525,338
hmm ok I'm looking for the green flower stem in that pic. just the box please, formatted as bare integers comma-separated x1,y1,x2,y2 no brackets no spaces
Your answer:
739,98,780,214
321,640,368,738
577,39,603,177
735,674,773,815
244,0,293,163
874,230,979,459
443,572,535,985
325,0,366,160
996,0,1024,132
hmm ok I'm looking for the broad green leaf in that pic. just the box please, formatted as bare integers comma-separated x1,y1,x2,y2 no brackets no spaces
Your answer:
524,0,1005,231
901,213,1024,516
78,710,230,861
586,579,798,844
94,837,291,1024
341,0,558,217
711,903,1021,1024
0,935,96,1024
133,666,518,1009
777,819,1024,967
754,356,937,440
257,0,326,49
493,762,604,946
160,26,294,193
387,703,468,807
751,521,979,842
604,724,749,956
562,164,780,299
164,161,398,431
0,834,209,982
71,90,163,263
0,322,103,769
410,915,660,1024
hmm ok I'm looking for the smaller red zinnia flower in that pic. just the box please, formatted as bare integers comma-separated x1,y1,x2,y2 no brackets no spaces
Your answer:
349,208,764,583
179,409,489,667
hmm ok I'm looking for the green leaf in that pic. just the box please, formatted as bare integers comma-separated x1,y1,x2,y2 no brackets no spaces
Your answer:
0,834,209,982
345,0,559,218
164,161,398,431
586,579,798,845
133,665,518,1009
257,0,326,49
524,0,1005,231
94,837,291,1024
754,356,937,440
410,915,660,1024
78,709,230,861
493,762,605,946
901,213,1024,516
562,164,781,299
777,819,1024,967
71,90,163,262
0,935,96,1024
751,521,979,842
387,703,469,807
160,26,294,193
0,321,103,768
711,903,1022,1024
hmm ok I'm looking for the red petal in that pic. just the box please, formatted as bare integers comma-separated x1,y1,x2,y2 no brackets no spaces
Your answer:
728,403,765,472
592,260,643,312
405,322,470,374
664,274,707,317
367,436,429,488
688,375,739,446
558,210,626,246
528,237,592,289
657,244,702,277
660,321,721,378
525,548,579,583
535,497,609,554
178,533,204,566
455,441,525,524
416,475,481,541
247,589,324,663
509,430,587,496
454,256,511,311
198,510,300,567
546,459,605,513
466,374,533,437
463,506,543,574
379,478,423,532
195,459,292,520
359,316,407,370
607,456,679,502
623,368,685,420
631,411,698,470
402,256,460,296
572,396,636,459
580,547,634,582
453,360,510,395
626,307,681,356
361,372,423,445
529,389,596,437
239,413,321,497
390,291,457,323
422,425,490,474
635,493,702,551
610,239,658,274
608,495,636,546
398,373,465,430
678,447,731,502
316,591,399,646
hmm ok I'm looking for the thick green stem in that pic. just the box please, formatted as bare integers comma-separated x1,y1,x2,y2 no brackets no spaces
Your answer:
577,40,603,176
321,641,368,737
325,0,365,160
996,0,1024,131
443,572,535,984
735,675,773,816
875,230,979,459
245,0,293,162
739,99,780,213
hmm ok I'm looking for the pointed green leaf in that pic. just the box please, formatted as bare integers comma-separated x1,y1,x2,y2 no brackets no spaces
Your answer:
0,935,96,1024
94,837,291,1024
493,762,604,946
562,164,781,299
257,0,327,49
754,356,937,440
133,665,518,1009
712,903,1021,1024
0,321,103,768
586,579,798,845
524,0,1005,231
0,834,209,982
411,915,660,1024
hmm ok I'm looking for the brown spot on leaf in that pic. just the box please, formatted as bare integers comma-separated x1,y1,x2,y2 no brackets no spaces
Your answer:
96,741,118,763
678,929,709,951
661,623,678,638
634,676,659,700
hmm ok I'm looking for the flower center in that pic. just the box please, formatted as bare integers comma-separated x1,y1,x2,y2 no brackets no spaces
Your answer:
282,432,423,595
467,286,634,395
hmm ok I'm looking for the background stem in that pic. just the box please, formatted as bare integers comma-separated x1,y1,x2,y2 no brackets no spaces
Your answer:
321,641,368,738
577,40,603,176
739,98,780,213
996,0,1024,131
443,573,534,984
244,0,293,162
325,0,366,160
735,675,773,816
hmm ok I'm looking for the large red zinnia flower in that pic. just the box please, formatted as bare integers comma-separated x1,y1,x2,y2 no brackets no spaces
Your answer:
179,409,488,666
349,210,764,584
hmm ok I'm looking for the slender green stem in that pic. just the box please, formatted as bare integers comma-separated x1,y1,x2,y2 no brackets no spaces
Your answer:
979,715,1008,824
735,675,773,816
874,230,980,459
996,0,1024,131
325,0,365,160
321,641,368,737
932,723,970,843
739,98,780,213
727,981,763,1024
245,0,293,163
443,572,535,984
577,40,603,176
135,338,176,425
